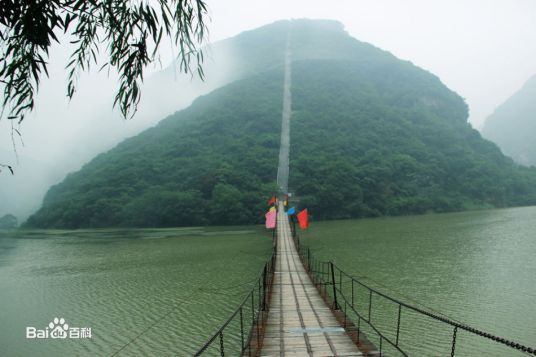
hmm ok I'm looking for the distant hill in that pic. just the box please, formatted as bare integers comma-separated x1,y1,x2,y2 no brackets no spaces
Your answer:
481,75,536,167
25,19,536,228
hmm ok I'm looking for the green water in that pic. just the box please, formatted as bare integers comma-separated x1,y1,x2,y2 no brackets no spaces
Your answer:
0,227,272,356
1,207,535,356
301,206,536,356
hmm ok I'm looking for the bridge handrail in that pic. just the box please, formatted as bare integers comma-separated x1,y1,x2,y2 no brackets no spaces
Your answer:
193,231,277,356
294,234,536,356
332,261,536,354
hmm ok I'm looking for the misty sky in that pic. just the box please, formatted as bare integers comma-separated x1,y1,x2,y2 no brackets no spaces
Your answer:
1,0,536,218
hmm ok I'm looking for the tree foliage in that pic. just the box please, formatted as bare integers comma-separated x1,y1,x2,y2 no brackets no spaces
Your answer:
0,0,207,124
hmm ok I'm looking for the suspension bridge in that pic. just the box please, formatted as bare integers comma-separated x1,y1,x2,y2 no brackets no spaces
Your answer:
192,25,536,357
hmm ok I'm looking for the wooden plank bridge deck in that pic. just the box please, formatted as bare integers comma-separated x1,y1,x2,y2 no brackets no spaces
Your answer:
260,203,364,357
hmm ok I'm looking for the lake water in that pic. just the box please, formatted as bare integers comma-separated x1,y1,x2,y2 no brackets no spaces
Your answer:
0,227,271,356
1,207,535,356
300,206,536,356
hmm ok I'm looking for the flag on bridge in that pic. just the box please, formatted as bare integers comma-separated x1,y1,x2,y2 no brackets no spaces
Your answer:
265,210,276,229
297,209,309,230
287,207,296,215
267,196,277,206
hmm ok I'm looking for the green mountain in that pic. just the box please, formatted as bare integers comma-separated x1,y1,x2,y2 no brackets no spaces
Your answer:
482,75,536,167
25,20,536,228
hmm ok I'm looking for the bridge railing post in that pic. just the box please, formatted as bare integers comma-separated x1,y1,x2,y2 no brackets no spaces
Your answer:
239,307,244,351
330,261,339,310
262,264,267,311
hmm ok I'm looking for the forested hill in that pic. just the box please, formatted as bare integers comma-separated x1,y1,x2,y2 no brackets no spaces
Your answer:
26,72,284,228
289,60,536,219
25,20,536,228
482,75,536,167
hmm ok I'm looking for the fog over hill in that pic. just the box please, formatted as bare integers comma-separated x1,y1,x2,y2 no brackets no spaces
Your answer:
0,25,278,220
25,20,536,228
481,74,536,167
4,1,536,221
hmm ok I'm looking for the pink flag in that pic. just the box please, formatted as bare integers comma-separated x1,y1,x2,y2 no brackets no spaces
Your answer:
265,210,276,229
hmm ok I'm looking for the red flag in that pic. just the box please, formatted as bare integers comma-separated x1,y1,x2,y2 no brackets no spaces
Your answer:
267,196,276,206
297,209,309,230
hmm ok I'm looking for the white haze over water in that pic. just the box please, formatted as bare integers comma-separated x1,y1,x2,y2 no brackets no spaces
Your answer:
1,0,535,220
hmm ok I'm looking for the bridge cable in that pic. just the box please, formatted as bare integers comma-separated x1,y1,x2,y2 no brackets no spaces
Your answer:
109,287,201,357
109,274,265,356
